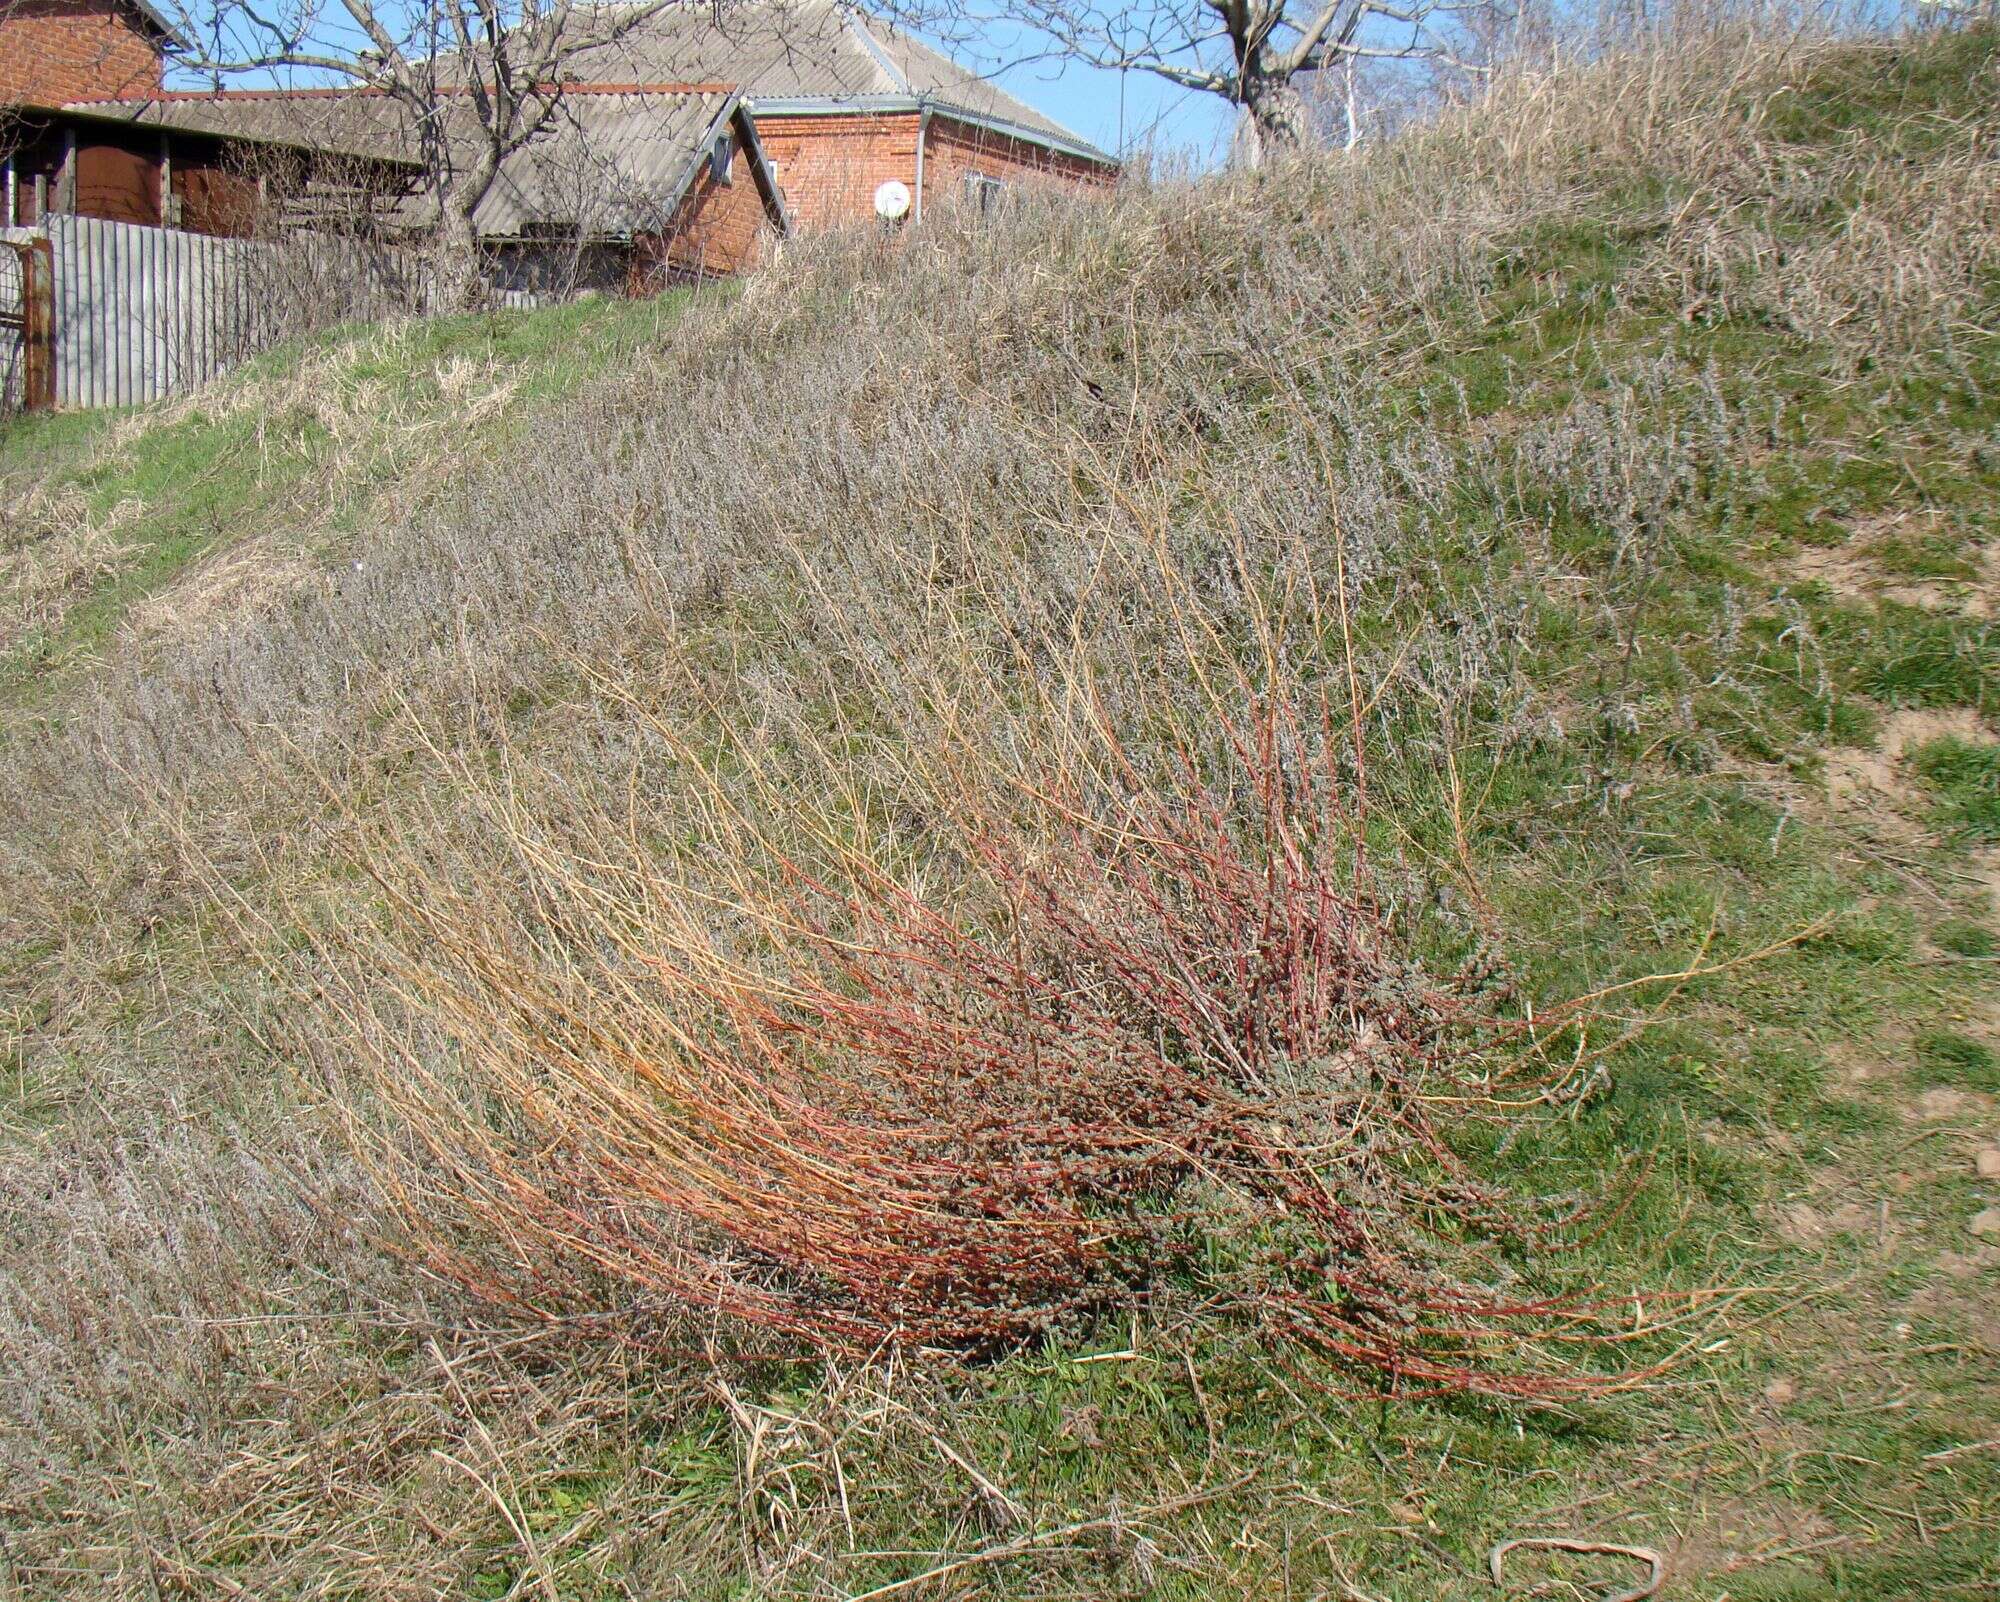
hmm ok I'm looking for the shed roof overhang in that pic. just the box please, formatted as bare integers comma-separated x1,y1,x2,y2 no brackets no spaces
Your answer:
119,0,192,51
747,94,1115,167
30,96,426,173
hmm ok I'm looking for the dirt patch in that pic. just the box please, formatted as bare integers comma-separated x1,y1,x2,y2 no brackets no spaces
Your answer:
1959,847,2000,920
1821,708,2000,917
1791,513,1998,618
1935,1246,2000,1278
1902,1272,2000,1355
1837,1053,1884,1086
1915,1086,1996,1121
1824,706,1995,811
1666,1499,1845,1588
1775,1198,1879,1245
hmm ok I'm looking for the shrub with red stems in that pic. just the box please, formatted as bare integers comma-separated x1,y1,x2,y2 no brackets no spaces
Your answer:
341,687,1636,1399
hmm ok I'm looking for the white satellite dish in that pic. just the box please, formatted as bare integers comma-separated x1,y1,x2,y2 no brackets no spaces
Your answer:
873,179,912,221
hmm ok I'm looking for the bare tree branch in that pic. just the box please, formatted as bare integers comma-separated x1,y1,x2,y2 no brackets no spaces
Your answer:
877,0,1507,165
166,0,694,303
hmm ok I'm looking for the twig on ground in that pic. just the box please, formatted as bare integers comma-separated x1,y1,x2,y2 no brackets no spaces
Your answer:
1487,1535,1664,1602
841,1471,1257,1601
1923,1437,2000,1463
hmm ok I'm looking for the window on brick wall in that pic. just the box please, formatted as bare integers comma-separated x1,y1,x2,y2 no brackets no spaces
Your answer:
711,133,734,186
963,172,1006,217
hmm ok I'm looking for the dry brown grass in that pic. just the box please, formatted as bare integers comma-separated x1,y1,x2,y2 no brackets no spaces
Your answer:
1,12,1994,1596
308,619,1653,1388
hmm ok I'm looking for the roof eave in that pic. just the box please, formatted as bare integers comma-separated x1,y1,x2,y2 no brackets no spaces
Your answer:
923,101,1116,169
125,0,193,52
653,89,744,226
746,93,1115,167
33,96,421,168
731,102,792,239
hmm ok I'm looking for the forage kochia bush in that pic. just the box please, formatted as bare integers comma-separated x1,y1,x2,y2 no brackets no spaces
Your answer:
342,687,1629,1397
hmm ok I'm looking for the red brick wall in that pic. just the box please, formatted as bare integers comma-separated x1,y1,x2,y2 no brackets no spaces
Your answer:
632,130,776,288
0,0,164,104
753,109,1113,232
920,115,1116,213
755,111,922,232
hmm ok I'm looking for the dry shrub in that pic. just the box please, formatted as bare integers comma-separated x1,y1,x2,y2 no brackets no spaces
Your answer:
312,622,1639,1396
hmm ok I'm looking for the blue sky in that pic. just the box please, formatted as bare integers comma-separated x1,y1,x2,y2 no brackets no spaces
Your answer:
983,52,1236,165
165,3,1241,166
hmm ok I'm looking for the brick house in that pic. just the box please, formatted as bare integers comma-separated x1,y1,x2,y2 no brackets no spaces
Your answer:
0,0,176,104
4,1,1112,285
561,2,1118,230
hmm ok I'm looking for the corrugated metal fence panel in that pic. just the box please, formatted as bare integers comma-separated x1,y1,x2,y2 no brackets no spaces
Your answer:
45,215,266,408
41,216,420,410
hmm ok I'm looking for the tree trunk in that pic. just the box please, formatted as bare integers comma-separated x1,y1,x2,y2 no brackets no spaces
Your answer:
1238,71,1310,168
431,191,487,312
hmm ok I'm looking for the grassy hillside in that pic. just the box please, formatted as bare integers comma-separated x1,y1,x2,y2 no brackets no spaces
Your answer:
0,291,703,704
2,23,1997,1601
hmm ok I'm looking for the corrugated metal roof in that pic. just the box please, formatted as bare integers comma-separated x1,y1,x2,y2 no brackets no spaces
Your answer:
519,3,1111,159
863,26,1091,149
64,91,421,166
470,89,736,238
554,2,898,99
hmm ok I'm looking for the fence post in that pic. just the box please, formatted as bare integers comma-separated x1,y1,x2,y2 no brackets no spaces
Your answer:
23,236,53,412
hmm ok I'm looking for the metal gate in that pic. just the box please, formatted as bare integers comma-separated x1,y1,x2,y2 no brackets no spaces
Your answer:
0,235,55,417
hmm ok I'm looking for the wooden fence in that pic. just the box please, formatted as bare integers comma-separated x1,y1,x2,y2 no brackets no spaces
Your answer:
0,231,53,417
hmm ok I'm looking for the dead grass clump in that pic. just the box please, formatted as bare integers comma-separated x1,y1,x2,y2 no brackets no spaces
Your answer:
313,658,1638,1397
0,487,141,651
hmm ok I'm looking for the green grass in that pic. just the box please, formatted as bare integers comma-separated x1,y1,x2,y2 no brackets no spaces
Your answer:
0,288,710,703
1935,917,1998,958
1915,1028,2000,1090
2,25,1998,1602
1912,736,2000,841
1875,530,1981,581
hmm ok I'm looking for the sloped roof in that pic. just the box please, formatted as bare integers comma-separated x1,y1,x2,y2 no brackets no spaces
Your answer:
544,2,1111,160
62,87,774,242
470,88,743,238
555,1,887,98
63,89,421,166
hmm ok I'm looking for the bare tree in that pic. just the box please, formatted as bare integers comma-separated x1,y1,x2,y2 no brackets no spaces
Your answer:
883,1,1498,164
163,0,692,303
